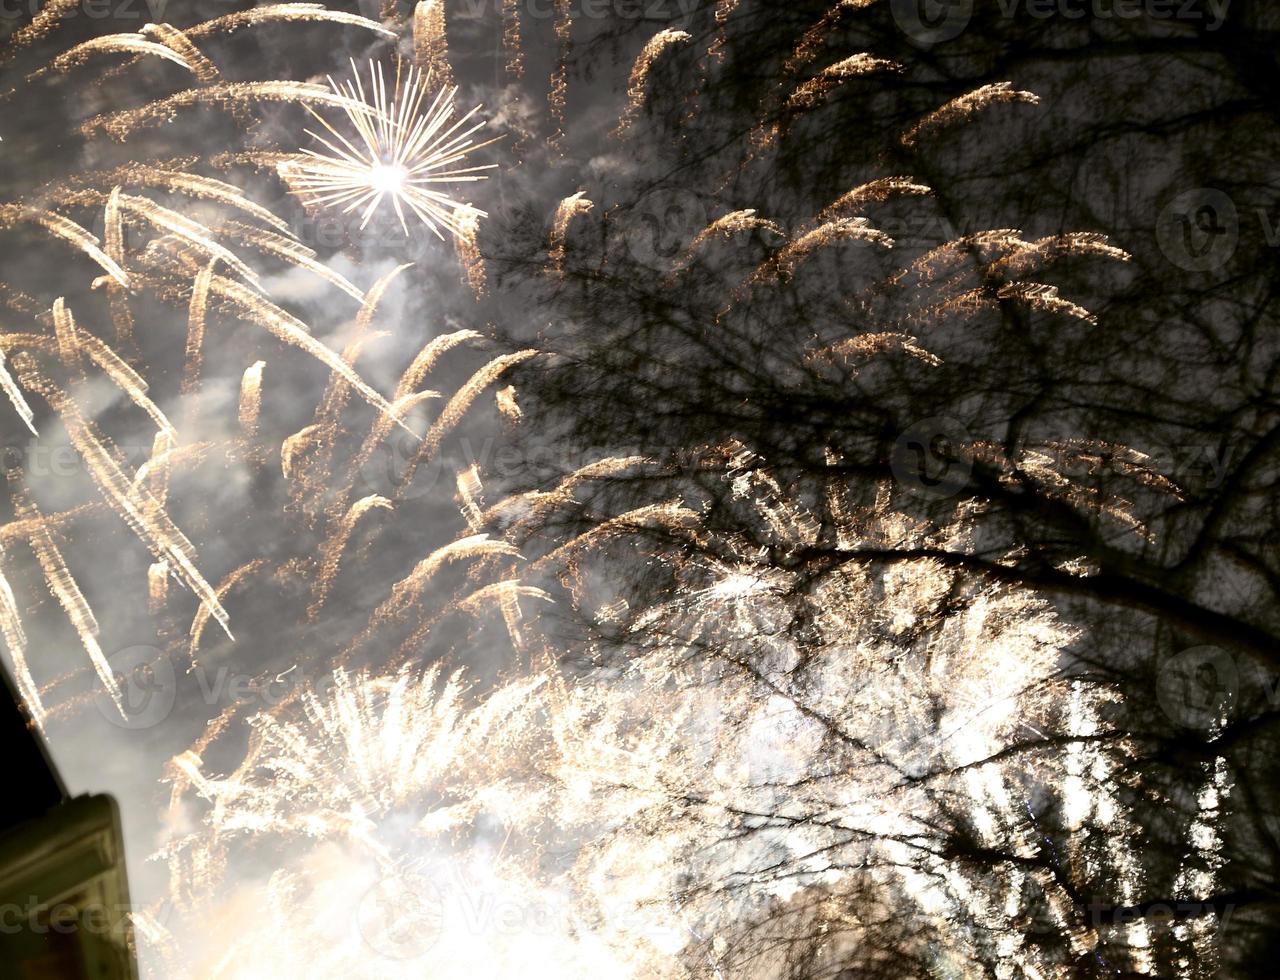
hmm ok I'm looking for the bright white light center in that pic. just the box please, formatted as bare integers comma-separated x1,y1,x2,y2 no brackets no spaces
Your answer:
368,162,407,196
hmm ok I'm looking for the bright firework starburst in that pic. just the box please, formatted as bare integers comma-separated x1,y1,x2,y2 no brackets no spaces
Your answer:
280,59,497,238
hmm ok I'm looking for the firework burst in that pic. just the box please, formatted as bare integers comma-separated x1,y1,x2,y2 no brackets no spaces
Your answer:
279,59,497,238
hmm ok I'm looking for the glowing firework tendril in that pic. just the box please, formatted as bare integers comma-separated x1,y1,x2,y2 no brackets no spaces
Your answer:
279,59,497,238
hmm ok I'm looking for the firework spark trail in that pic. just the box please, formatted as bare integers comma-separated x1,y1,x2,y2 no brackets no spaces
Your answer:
308,494,394,621
132,443,214,495
0,0,81,64
784,52,899,111
0,348,36,434
182,261,214,399
12,492,122,714
997,281,1099,325
477,455,651,539
783,0,879,74
548,0,573,147
453,467,485,537
148,560,169,617
292,369,384,512
692,209,784,248
220,221,365,302
901,82,1042,146
748,216,893,288
76,329,178,441
990,232,1131,278
387,578,552,662
548,192,592,275
966,441,1155,539
50,297,84,377
896,229,1029,292
0,281,47,321
42,2,394,89
910,287,1000,324
289,267,413,509
82,81,378,141
413,0,454,91
522,501,704,579
370,535,522,629
0,206,129,288
140,23,221,85
313,262,414,432
238,361,266,438
669,209,784,277
494,384,520,421
99,188,136,350
279,60,497,237
615,29,691,137
33,33,194,79
281,425,322,485
187,560,267,666
12,353,232,644
816,176,933,223
45,171,295,236
114,192,261,287
201,272,412,432
453,207,486,298
751,53,899,150
502,0,523,77
0,504,99,550
399,350,539,491
185,4,397,41
707,0,741,62
813,332,942,369
391,327,486,401
454,578,549,650
165,703,243,817
343,326,480,496
0,550,42,726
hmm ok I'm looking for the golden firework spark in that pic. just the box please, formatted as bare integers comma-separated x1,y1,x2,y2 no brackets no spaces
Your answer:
279,59,498,238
